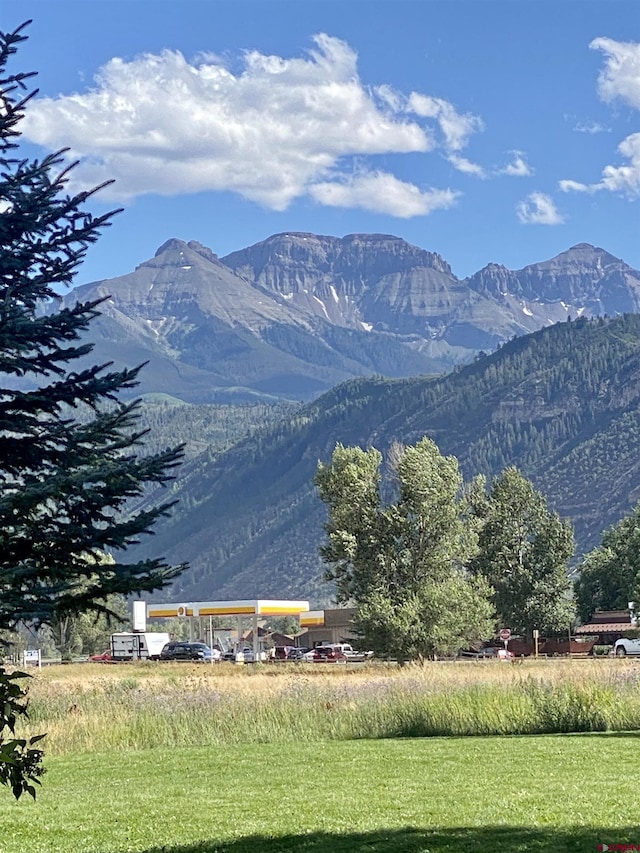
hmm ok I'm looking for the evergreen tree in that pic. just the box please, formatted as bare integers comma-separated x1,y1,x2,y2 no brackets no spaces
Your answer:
0,22,186,797
0,21,186,629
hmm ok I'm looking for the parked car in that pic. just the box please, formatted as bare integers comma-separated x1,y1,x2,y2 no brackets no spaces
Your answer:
317,643,374,662
239,647,267,663
613,637,640,656
272,645,295,660
303,646,348,663
222,647,267,663
89,650,113,663
459,646,513,660
287,647,311,661
476,646,514,660
159,641,217,662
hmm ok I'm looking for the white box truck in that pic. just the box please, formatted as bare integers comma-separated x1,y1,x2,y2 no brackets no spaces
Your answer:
109,632,170,661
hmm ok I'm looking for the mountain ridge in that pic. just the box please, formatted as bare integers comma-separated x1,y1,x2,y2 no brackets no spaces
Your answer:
57,233,640,403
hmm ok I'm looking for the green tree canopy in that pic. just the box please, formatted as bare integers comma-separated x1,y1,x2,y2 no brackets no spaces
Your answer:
574,503,640,623
468,466,575,639
0,22,186,632
0,21,187,798
46,555,129,660
315,438,494,660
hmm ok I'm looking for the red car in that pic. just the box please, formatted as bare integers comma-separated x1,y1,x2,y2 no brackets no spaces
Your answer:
303,646,347,663
89,650,113,663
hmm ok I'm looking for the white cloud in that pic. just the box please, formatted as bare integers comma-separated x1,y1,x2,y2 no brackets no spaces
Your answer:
309,170,460,217
447,154,486,178
561,39,640,200
406,92,483,152
573,121,609,135
590,37,640,110
560,132,640,198
516,192,565,225
500,151,533,177
20,33,475,216
402,92,485,177
558,179,591,193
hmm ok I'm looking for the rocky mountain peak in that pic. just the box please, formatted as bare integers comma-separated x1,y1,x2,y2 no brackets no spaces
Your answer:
337,233,453,276
512,243,640,310
148,238,225,274
61,232,640,404
187,241,218,264
154,237,188,257
524,243,623,275
221,231,453,295
465,262,522,298
565,243,619,261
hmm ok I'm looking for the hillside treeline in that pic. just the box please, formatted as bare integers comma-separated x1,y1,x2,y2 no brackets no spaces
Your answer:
127,314,640,604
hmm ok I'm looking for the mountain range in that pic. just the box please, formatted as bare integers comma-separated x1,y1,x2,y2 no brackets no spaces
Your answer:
58,233,640,402
42,232,640,604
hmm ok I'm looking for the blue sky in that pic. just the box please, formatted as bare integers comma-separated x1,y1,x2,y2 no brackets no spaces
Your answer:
2,0,639,285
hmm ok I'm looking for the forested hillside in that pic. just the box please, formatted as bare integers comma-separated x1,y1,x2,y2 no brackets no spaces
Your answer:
136,397,299,461
129,314,640,605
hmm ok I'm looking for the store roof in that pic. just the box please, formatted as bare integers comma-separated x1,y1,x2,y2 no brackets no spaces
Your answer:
575,621,634,634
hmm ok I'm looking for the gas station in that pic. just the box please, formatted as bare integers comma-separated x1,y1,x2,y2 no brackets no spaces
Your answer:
143,599,310,660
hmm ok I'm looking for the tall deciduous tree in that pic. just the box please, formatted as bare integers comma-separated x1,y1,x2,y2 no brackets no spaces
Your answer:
468,466,575,639
574,504,640,623
48,584,129,661
0,22,186,797
315,439,494,660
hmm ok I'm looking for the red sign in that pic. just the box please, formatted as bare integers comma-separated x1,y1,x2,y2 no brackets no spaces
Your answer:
499,629,511,641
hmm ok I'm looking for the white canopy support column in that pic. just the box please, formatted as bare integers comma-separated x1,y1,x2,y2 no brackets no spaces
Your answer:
253,611,259,660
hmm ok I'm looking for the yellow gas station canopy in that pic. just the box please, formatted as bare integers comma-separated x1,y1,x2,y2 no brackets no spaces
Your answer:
299,610,325,628
147,599,310,620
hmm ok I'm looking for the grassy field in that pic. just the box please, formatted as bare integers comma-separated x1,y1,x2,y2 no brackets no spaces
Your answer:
1,659,639,852
18,657,640,752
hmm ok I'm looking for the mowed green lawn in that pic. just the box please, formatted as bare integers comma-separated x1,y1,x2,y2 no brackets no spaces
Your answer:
2,733,638,853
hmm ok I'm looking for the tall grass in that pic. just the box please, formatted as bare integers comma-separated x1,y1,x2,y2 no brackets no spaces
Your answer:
19,658,640,755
